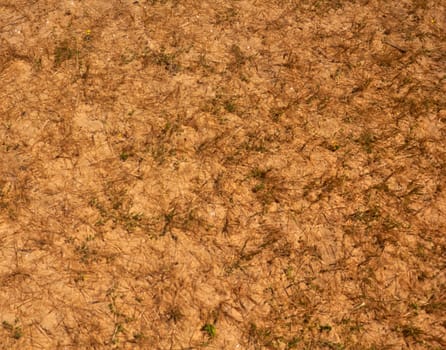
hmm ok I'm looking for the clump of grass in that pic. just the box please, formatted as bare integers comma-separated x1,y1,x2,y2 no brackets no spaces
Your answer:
287,336,301,348
230,44,247,67
132,332,144,342
250,167,271,180
54,40,76,67
327,143,340,152
215,7,238,24
250,167,269,193
270,107,287,122
357,131,377,154
223,99,237,113
75,240,98,264
350,206,381,223
248,323,273,347
422,300,446,315
2,320,22,340
400,324,422,340
166,306,183,323
111,323,125,345
121,212,144,232
150,48,180,73
252,183,265,193
201,323,216,338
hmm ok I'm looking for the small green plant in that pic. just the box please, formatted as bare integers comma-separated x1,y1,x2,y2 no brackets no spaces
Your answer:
121,212,143,232
119,151,130,161
161,208,176,235
230,44,247,68
400,324,422,339
224,100,236,113
270,107,286,122
350,206,380,223
75,241,97,264
111,323,125,344
2,320,22,340
33,57,42,71
287,336,300,348
12,327,22,340
132,332,144,342
422,301,446,314
151,48,179,73
327,143,340,152
216,7,238,24
2,321,13,331
252,183,265,193
201,323,216,338
250,167,270,180
248,323,274,347
319,324,332,332
318,340,345,350
357,131,376,154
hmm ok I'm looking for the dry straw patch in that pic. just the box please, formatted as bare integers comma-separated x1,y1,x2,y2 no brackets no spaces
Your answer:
1,0,445,349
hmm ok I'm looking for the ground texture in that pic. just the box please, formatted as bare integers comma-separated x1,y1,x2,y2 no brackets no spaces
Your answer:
1,0,445,349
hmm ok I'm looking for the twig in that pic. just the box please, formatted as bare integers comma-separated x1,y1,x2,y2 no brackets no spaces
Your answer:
382,40,407,54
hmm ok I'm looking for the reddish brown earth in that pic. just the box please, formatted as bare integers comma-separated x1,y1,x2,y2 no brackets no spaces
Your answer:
1,0,445,349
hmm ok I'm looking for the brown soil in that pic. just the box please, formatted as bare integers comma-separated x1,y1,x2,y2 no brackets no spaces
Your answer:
1,0,445,349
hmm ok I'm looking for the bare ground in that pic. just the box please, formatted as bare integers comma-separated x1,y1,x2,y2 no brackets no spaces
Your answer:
0,0,445,349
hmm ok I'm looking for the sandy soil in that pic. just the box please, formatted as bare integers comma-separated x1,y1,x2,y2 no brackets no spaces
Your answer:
1,0,445,349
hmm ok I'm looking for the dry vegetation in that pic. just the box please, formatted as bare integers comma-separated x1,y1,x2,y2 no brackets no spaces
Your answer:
1,0,445,349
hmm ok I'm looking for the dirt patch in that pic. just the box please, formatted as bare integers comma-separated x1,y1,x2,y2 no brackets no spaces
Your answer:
1,0,445,349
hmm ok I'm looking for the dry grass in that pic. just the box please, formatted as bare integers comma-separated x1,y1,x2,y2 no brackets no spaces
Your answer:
0,0,445,349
